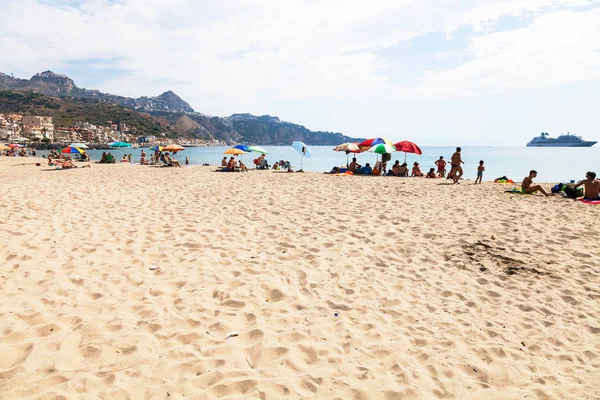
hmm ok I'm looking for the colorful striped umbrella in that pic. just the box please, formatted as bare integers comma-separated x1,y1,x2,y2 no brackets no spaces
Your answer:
367,143,396,154
61,146,85,154
358,138,393,152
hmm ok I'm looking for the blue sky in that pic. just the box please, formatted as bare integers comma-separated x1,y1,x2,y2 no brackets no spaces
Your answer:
1,0,599,145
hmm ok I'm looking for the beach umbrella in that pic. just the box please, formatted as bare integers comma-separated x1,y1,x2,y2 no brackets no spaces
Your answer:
394,141,422,163
246,145,268,154
0,144,9,150
151,145,163,152
61,146,85,154
224,148,247,155
109,141,132,148
358,137,394,152
333,142,360,166
333,142,360,153
292,141,311,172
233,144,250,151
8,143,22,148
69,143,89,149
163,144,185,153
367,143,396,154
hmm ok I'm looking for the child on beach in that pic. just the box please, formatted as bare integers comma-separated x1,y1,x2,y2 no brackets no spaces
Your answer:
574,171,600,200
475,160,485,184
426,168,437,178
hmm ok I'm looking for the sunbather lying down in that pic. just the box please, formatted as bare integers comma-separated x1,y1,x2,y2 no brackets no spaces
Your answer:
52,159,91,169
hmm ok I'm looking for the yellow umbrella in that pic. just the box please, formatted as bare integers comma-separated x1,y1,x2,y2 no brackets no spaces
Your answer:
224,148,247,155
0,144,9,150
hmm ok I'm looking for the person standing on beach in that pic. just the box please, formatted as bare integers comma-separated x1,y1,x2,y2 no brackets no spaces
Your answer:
522,170,552,196
435,156,446,177
474,160,485,184
450,147,464,184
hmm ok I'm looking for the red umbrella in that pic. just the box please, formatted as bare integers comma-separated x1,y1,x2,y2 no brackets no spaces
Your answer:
8,143,22,149
394,141,422,162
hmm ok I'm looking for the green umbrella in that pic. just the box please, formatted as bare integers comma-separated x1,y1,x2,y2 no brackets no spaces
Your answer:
367,143,395,154
247,145,268,154
109,141,132,148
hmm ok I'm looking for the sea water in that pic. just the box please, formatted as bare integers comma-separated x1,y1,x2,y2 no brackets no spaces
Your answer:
36,146,600,182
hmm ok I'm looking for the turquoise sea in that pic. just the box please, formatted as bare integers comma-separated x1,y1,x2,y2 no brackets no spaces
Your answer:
37,146,600,183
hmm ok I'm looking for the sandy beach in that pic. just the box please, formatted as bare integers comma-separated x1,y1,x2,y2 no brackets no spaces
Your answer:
1,157,599,400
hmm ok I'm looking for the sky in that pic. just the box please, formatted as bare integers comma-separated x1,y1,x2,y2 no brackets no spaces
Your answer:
1,0,599,145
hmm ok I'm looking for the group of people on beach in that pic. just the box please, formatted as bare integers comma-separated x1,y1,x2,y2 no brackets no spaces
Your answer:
1,147,35,157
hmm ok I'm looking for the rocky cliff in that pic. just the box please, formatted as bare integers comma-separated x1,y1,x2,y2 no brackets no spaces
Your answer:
1,71,363,145
0,71,194,113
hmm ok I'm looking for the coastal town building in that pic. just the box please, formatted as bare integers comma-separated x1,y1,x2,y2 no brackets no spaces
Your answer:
0,114,22,140
22,116,54,141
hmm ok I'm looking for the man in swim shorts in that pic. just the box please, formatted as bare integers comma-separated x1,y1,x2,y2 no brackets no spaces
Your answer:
450,147,464,184
522,170,552,196
574,171,600,200
435,156,446,177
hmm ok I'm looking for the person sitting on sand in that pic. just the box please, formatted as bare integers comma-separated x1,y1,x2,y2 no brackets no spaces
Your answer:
222,157,227,167
435,156,447,177
349,157,360,174
240,161,248,172
391,160,401,176
522,170,553,196
360,163,372,175
140,154,148,165
165,153,182,167
227,156,237,171
574,171,600,200
411,162,423,177
106,152,115,164
426,168,438,178
273,161,280,170
397,163,409,177
329,166,340,174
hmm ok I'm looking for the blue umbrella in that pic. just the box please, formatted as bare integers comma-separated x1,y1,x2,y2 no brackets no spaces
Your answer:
233,144,249,151
292,141,311,172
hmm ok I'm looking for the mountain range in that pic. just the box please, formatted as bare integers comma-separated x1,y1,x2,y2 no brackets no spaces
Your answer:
0,71,362,145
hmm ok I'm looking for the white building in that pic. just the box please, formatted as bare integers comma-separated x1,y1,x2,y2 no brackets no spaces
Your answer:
22,116,54,141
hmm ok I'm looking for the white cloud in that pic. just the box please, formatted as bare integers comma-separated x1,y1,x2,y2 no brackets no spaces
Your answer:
0,0,599,143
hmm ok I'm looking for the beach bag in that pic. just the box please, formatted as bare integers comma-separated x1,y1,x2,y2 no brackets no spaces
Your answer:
551,183,564,194
563,185,582,199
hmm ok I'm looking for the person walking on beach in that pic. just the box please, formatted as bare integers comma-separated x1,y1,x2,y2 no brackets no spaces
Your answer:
573,171,600,200
474,160,485,184
435,156,446,177
522,170,552,196
450,147,464,184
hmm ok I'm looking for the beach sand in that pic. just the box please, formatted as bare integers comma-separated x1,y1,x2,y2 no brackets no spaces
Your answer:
1,157,599,399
